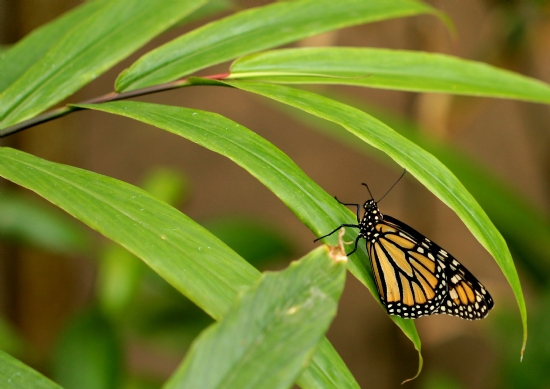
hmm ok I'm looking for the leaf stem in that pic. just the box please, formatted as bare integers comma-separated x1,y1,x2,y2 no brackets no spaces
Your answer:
0,72,231,138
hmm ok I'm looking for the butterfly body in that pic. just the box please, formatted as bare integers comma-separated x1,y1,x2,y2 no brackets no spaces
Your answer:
316,196,494,320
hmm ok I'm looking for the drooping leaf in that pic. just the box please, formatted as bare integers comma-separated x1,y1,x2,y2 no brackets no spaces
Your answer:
276,93,550,287
224,80,527,356
75,99,421,383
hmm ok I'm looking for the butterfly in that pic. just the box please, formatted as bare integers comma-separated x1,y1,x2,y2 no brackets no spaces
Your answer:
315,172,494,320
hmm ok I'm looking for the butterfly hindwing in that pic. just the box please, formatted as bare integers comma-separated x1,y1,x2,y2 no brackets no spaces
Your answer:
432,255,494,319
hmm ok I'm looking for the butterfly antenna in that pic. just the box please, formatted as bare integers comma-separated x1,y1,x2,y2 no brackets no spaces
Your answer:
378,169,406,203
361,182,374,200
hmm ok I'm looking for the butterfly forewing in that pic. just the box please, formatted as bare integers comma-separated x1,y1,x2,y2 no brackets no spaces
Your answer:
367,216,448,318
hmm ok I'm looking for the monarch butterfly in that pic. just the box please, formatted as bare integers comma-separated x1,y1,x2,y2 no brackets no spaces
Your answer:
315,172,494,320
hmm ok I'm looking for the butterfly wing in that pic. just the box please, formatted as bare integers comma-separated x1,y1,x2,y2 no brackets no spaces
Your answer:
366,216,447,319
367,215,493,320
431,254,494,319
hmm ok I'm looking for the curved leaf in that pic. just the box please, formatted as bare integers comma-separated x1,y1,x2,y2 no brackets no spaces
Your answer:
0,148,256,321
0,0,206,128
115,0,441,92
229,48,550,104
74,100,422,381
0,148,358,389
224,81,527,356
276,92,550,287
165,247,347,389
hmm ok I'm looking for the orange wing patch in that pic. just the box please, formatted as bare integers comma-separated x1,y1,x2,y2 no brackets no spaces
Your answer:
409,251,435,272
379,238,413,276
385,233,415,249
410,258,438,288
367,242,385,300
374,243,400,302
400,274,414,306
411,281,427,304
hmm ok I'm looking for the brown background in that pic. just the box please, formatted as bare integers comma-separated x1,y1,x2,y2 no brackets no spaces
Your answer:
1,1,549,388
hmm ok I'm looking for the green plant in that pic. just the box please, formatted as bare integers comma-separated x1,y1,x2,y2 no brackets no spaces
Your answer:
1,0,546,387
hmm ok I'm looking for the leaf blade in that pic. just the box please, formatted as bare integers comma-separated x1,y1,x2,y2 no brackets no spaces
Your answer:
115,0,440,92
74,99,421,383
277,91,550,288
225,81,528,355
0,147,256,320
165,247,347,389
0,147,358,389
0,0,207,128
0,0,105,93
229,48,550,104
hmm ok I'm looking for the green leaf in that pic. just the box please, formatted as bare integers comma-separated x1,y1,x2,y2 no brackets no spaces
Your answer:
0,0,105,93
0,189,89,254
164,247,347,389
0,148,358,389
115,0,440,92
277,92,550,287
0,147,256,320
0,0,207,128
0,349,63,389
74,99,419,384
229,48,550,104
52,309,122,389
224,81,527,356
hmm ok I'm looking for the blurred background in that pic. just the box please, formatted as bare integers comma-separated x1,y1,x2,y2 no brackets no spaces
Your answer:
0,0,549,388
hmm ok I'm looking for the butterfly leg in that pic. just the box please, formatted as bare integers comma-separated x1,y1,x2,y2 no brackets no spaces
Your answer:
334,196,361,222
313,224,359,242
346,234,362,256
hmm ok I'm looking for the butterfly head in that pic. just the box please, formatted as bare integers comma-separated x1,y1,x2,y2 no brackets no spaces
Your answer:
362,199,383,224
363,199,377,211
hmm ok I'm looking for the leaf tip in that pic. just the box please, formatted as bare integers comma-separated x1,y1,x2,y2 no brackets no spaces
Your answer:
520,342,526,362
400,349,423,385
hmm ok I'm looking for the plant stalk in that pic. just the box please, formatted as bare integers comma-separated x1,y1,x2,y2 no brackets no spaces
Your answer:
0,73,230,138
